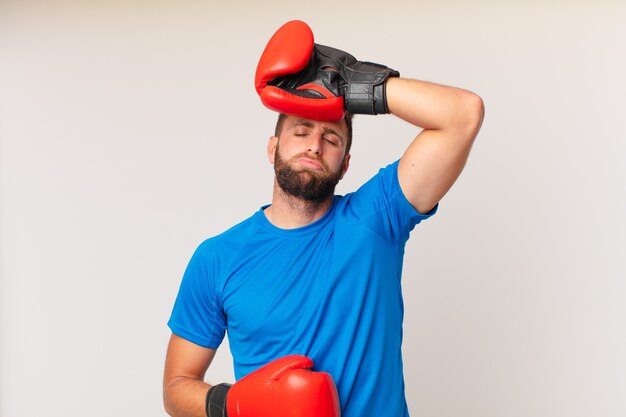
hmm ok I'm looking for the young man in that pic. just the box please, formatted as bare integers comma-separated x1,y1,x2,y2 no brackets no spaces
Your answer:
164,21,484,417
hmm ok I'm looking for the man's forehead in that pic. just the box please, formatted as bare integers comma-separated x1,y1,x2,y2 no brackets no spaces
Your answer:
285,116,348,134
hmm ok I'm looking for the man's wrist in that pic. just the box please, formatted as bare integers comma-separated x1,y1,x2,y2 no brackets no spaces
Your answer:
342,61,400,115
205,383,232,417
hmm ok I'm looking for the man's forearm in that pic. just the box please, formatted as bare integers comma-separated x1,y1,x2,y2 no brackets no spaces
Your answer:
386,77,484,135
164,376,211,417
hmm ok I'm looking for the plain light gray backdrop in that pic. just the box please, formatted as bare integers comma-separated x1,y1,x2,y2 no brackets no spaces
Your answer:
1,1,624,416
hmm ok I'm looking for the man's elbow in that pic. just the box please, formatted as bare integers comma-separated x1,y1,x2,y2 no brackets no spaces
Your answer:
163,389,175,417
162,378,180,417
462,91,485,139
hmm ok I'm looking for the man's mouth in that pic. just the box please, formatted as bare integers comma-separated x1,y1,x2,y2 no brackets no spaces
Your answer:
296,157,324,171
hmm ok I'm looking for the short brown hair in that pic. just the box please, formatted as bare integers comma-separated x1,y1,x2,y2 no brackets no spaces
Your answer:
274,113,354,154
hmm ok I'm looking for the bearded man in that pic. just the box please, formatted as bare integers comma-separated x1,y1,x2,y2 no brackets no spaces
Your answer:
163,20,484,417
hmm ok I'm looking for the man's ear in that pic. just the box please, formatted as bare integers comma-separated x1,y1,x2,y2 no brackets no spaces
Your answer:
267,136,278,164
340,153,351,179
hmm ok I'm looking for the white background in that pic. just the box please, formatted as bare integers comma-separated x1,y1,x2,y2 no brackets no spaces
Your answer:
1,1,624,416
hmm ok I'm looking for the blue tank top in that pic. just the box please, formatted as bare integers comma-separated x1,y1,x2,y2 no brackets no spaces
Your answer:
168,160,437,417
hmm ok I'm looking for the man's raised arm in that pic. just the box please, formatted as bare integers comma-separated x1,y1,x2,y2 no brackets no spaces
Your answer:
388,78,484,214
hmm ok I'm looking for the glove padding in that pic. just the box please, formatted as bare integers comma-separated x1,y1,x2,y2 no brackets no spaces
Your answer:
206,355,340,417
255,20,399,121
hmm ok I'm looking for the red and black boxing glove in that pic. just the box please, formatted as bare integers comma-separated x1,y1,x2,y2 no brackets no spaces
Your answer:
255,20,400,121
205,355,340,417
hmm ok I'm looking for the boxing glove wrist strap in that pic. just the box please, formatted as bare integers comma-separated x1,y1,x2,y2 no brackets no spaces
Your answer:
343,66,394,115
205,383,232,417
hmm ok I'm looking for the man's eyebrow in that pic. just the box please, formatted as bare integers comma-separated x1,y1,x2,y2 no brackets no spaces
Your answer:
322,126,345,143
290,119,315,129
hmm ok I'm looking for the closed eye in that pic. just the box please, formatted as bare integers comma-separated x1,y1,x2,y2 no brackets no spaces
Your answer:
293,127,311,137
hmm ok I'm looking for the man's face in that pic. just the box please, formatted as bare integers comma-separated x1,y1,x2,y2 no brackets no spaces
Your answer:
268,116,351,202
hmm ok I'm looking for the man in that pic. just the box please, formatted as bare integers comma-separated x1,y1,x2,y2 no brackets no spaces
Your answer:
163,21,484,417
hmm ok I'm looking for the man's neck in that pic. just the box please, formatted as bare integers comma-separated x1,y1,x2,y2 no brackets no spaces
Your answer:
263,181,334,229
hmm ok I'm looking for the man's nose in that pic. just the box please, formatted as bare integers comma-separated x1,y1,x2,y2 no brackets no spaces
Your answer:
306,132,323,155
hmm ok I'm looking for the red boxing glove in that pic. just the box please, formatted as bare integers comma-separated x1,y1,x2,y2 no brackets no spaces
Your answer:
206,355,340,417
254,20,343,121
255,20,399,121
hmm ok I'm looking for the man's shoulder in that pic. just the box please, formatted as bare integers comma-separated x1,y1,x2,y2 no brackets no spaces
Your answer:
195,210,262,254
333,161,401,208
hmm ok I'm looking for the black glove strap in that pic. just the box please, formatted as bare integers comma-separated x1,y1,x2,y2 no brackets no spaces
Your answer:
205,383,232,417
314,44,400,115
345,78,392,115
343,62,399,115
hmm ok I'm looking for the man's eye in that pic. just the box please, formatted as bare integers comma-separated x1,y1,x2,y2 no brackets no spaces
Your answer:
324,136,338,145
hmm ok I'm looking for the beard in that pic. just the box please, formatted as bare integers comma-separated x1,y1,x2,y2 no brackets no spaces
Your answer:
274,145,344,202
